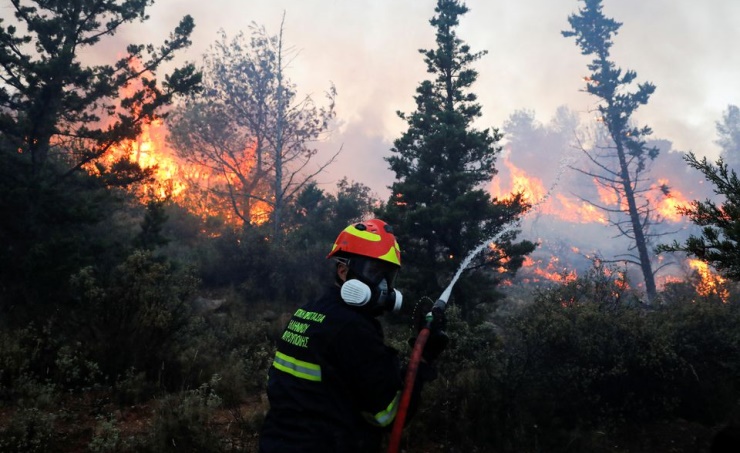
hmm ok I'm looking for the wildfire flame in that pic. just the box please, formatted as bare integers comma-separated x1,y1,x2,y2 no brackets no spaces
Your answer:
650,179,690,222
595,180,618,206
521,256,578,284
490,156,608,224
489,154,702,289
128,118,188,200
91,117,271,226
688,259,729,302
79,57,273,226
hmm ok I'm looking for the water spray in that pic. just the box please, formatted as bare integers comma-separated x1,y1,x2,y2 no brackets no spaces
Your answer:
388,153,575,453
441,150,577,311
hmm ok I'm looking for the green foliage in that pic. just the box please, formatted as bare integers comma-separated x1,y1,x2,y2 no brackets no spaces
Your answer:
0,0,199,326
0,408,57,453
0,0,200,172
112,368,157,407
173,303,274,406
403,264,740,452
0,162,133,325
194,180,376,305
0,325,61,408
68,250,199,384
88,414,127,453
53,343,102,389
379,0,534,316
658,153,740,280
148,378,223,453
134,199,172,250
660,294,740,424
284,179,376,247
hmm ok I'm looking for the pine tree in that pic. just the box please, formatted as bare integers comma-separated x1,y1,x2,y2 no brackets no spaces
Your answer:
563,0,661,301
380,0,534,317
0,0,199,323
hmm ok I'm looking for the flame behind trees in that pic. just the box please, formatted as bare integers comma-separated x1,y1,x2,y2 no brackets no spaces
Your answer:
658,153,740,283
167,20,338,240
498,107,697,291
0,1,199,182
0,0,200,321
96,115,274,225
656,105,740,295
563,0,665,302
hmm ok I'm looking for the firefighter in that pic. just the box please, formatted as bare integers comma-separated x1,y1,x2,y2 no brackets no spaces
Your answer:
258,219,447,453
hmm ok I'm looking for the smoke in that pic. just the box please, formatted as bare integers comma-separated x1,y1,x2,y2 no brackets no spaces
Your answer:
497,106,720,288
313,117,396,200
57,0,738,290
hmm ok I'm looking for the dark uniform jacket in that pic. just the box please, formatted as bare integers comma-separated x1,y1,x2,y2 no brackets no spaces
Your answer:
259,285,427,453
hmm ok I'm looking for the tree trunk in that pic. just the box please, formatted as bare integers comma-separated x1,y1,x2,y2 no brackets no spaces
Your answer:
273,17,286,242
615,138,657,301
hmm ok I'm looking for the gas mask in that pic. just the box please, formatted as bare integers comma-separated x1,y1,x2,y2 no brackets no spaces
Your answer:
338,257,403,315
341,278,403,314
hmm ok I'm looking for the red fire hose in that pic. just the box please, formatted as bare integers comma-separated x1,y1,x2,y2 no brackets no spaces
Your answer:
388,298,446,453
387,326,430,453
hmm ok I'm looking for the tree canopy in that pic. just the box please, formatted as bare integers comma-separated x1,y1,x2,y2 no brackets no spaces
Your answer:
0,0,200,324
563,0,662,301
379,0,534,316
167,21,338,239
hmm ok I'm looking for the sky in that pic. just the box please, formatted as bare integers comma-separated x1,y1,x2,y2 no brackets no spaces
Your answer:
107,0,740,199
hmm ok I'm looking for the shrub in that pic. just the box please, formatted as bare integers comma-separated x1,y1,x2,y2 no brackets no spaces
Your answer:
146,377,223,452
403,261,736,452
69,250,199,384
0,408,57,452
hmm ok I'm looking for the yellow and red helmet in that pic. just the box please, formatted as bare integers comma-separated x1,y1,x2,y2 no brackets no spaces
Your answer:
327,219,401,267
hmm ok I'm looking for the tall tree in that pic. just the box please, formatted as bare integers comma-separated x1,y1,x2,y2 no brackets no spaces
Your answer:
380,0,535,317
563,0,662,301
0,0,199,322
167,19,338,240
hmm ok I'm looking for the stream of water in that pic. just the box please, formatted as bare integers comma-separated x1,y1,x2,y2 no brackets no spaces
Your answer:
437,153,575,306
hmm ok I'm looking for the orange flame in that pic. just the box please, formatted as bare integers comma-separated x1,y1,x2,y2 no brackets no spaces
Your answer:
129,119,188,199
92,117,271,226
504,158,547,204
649,179,690,222
81,57,272,226
521,256,578,284
490,156,609,224
595,180,618,206
553,194,609,224
688,259,729,302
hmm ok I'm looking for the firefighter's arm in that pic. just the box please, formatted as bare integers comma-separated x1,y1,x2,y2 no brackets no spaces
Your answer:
330,319,404,427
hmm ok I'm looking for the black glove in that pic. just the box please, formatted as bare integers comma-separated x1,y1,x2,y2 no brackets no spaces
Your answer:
423,305,448,362
408,304,448,363
422,329,448,363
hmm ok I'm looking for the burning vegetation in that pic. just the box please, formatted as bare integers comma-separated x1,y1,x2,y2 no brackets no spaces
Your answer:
91,110,724,300
95,118,272,226
489,150,721,297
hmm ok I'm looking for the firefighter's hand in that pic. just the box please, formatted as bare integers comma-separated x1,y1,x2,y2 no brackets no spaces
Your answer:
422,329,448,363
408,307,448,363
428,303,447,333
